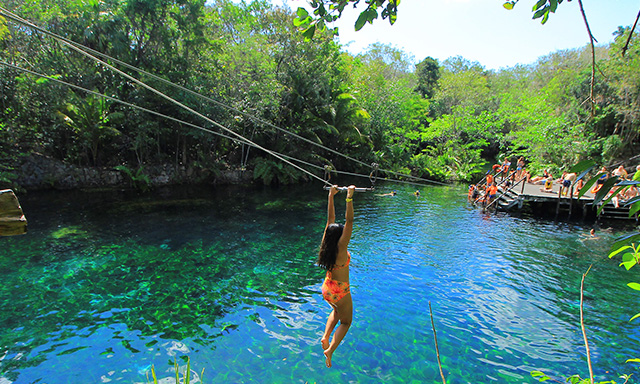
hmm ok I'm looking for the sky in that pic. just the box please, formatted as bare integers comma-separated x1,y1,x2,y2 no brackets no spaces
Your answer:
272,0,639,70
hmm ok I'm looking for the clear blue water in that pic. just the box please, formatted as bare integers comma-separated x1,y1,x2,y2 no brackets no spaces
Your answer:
1,183,639,383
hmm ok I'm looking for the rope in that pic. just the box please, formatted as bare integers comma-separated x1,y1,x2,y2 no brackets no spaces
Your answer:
0,7,448,187
0,10,335,187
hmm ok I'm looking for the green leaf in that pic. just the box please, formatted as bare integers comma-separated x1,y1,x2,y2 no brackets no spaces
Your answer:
301,24,316,40
626,357,640,362
616,180,640,187
630,202,640,217
628,282,640,291
503,2,514,10
293,17,309,27
296,7,309,18
593,176,620,207
388,11,397,25
354,11,368,31
541,12,549,24
549,0,558,12
533,7,547,19
611,232,640,253
621,252,637,270
597,183,626,215
532,0,547,11
608,245,631,259
531,370,551,381
577,173,603,199
623,196,640,207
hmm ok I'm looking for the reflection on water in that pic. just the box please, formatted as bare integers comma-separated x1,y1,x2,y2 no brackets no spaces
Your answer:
0,184,638,383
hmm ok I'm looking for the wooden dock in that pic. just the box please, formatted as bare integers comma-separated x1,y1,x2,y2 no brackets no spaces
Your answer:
491,180,636,221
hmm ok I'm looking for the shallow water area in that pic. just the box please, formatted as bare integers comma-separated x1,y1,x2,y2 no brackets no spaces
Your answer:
1,183,639,383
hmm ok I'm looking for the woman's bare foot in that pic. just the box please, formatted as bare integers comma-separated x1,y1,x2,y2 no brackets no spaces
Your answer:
323,348,333,368
321,337,330,350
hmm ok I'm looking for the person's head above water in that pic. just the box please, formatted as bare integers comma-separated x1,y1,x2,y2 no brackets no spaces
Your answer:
318,223,344,270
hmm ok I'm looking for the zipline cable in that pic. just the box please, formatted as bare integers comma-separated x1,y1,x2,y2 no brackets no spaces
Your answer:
0,10,334,187
0,7,448,187
4,61,433,190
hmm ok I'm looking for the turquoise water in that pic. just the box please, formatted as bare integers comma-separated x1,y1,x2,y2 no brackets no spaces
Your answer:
0,183,639,383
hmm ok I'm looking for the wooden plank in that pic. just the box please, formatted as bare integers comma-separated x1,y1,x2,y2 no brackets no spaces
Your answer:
0,189,27,236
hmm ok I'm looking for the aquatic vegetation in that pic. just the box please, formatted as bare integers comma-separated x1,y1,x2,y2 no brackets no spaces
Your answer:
146,358,204,384
50,226,88,239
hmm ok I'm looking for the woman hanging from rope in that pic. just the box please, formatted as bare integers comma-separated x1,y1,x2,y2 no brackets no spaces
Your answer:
318,185,355,368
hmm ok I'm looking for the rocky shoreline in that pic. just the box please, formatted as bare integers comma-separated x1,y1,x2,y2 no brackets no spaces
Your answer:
8,153,253,191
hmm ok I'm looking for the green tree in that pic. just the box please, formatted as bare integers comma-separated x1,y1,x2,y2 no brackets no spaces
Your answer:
415,56,440,99
57,95,122,166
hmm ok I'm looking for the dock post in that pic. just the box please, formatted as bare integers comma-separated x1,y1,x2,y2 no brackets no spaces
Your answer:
568,186,574,219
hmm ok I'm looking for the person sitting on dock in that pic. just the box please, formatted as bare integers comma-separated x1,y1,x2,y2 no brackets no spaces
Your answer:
529,169,552,184
612,183,638,208
613,165,628,180
540,175,554,193
573,178,585,196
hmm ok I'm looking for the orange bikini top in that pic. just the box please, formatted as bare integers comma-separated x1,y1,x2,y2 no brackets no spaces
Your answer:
331,253,351,271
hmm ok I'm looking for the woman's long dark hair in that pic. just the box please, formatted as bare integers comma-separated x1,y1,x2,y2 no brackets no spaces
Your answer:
317,223,344,270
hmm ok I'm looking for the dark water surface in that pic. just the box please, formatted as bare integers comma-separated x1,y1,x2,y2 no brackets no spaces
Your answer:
1,183,639,383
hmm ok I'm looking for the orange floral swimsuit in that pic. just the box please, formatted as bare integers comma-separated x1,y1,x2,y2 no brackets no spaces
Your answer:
322,254,350,304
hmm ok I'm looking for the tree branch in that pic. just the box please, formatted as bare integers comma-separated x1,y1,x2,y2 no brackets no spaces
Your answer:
429,301,447,384
622,8,640,57
577,0,596,116
580,264,594,384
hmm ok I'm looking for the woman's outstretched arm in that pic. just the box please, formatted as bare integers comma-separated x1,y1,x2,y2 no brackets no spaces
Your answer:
339,185,355,248
326,185,338,227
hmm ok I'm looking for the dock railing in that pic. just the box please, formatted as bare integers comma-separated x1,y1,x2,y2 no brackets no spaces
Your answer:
476,169,504,190
485,176,526,210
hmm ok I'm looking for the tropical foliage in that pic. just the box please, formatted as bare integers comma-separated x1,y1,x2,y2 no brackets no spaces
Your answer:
0,0,639,188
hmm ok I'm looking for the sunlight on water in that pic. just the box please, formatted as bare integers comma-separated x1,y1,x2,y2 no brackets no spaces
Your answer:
0,184,638,383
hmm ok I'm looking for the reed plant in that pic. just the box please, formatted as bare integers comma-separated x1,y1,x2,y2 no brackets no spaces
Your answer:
146,357,204,384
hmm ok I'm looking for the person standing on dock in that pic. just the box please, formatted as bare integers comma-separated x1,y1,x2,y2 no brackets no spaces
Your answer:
559,172,576,197
486,182,498,204
501,157,511,180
